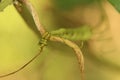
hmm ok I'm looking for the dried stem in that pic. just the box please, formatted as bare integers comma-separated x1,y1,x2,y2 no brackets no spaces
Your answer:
50,36,84,80
15,0,85,79
0,0,85,79
16,0,46,35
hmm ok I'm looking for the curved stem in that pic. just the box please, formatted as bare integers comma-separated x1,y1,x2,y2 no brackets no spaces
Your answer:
50,36,85,80
13,0,85,80
0,31,50,78
14,0,46,35
0,44,45,78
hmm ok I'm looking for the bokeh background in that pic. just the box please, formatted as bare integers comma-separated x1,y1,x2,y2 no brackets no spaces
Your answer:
0,0,120,80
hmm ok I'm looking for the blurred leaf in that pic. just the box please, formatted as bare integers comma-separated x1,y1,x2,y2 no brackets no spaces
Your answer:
51,25,92,41
53,0,98,10
0,0,13,11
108,0,120,12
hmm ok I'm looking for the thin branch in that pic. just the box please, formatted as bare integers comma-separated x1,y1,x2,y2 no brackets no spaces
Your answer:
0,31,50,78
14,0,46,35
13,0,85,80
50,36,85,80
0,45,45,78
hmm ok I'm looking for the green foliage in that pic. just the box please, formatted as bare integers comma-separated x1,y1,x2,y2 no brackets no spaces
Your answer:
108,0,120,12
0,0,13,11
53,0,99,10
51,25,92,41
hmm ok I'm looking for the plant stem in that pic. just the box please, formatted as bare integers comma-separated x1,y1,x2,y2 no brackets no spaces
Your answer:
17,0,46,35
14,0,85,80
0,43,45,78
0,32,50,78
50,36,84,80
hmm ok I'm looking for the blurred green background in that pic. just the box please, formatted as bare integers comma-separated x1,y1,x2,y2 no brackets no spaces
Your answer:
0,0,120,80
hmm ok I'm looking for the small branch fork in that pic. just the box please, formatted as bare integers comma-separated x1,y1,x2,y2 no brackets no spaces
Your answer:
0,0,85,80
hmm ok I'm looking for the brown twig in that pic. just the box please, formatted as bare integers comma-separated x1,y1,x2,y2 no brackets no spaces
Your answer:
0,0,85,79
50,36,84,80
17,0,46,35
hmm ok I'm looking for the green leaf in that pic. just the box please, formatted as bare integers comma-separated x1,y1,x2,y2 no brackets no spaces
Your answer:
0,0,13,11
51,25,92,41
108,0,120,12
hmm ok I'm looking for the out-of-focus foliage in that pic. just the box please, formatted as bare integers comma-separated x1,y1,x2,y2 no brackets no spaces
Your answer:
1,0,120,80
108,0,120,12
52,0,100,10
0,0,13,11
